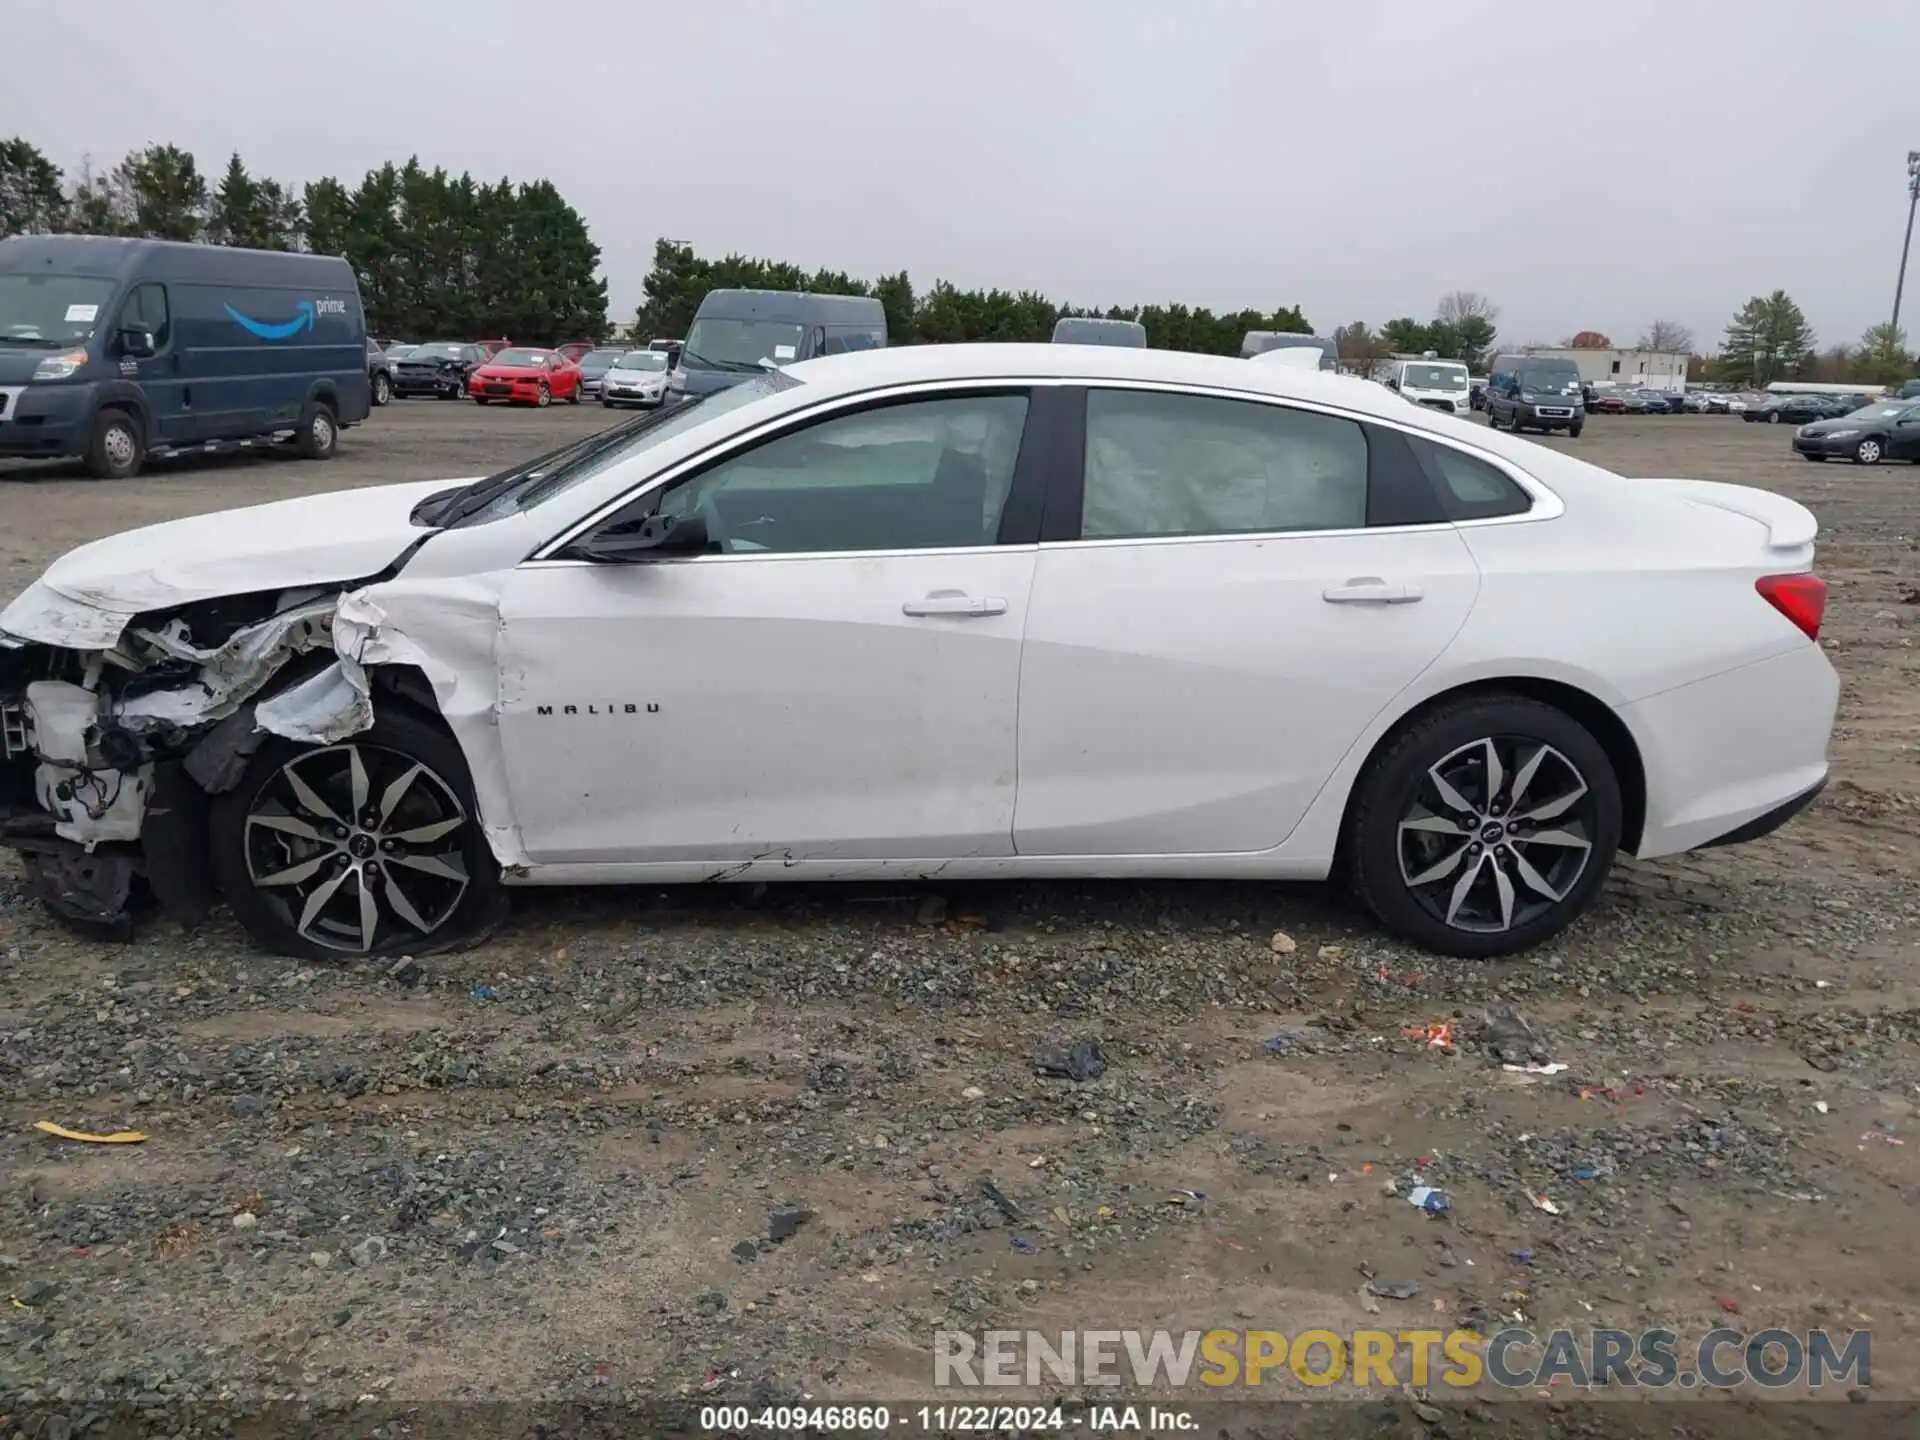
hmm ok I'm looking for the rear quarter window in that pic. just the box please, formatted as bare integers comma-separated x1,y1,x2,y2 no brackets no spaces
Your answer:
1408,437,1533,521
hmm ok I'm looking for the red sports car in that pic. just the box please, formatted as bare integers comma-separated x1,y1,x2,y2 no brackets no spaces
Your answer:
469,347,584,407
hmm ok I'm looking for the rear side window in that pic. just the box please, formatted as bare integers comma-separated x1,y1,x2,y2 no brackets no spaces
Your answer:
1081,389,1369,539
1408,437,1533,520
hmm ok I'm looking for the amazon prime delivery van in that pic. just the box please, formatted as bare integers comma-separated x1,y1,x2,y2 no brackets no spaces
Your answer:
670,289,887,401
0,235,371,478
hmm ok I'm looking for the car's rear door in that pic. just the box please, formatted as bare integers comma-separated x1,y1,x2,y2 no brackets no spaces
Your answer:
1011,385,1489,857
494,383,1061,866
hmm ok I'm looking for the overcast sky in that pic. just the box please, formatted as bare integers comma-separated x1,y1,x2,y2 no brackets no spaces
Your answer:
5,0,1916,351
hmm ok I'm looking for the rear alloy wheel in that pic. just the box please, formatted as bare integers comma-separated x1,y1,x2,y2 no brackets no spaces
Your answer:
211,712,503,960
1347,696,1622,958
1854,437,1883,465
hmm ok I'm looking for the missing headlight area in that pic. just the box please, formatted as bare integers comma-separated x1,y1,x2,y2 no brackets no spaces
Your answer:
0,585,383,929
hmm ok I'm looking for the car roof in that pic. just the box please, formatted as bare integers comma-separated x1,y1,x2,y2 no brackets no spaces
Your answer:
781,342,1408,414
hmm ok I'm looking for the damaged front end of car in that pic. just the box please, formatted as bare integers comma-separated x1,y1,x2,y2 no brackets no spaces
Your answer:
0,579,421,934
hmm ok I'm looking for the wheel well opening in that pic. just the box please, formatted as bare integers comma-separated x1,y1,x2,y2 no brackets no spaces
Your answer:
1342,678,1647,858
368,664,453,736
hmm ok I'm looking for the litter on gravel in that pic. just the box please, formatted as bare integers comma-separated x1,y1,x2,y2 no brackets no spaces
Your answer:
33,1120,148,1144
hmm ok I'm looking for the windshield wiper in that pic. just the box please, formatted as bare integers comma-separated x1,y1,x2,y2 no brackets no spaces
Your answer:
414,424,632,528
681,348,764,374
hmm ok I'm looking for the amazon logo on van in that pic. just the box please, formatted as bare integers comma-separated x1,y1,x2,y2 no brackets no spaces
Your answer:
224,297,348,340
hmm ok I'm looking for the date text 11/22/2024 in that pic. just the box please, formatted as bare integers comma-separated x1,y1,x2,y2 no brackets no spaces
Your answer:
696,1405,1193,1432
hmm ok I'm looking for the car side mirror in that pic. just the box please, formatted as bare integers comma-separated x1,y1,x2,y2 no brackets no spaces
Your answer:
575,510,711,563
118,327,155,358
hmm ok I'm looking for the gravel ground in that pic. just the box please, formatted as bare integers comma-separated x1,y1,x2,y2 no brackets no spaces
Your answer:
1,404,1916,1433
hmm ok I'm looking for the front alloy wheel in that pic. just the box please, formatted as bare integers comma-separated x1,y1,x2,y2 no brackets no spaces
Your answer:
212,713,503,958
1855,438,1883,465
1348,696,1622,957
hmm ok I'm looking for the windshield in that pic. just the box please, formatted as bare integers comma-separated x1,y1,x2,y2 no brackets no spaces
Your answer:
1402,364,1467,391
614,350,668,372
492,348,550,367
682,317,805,371
1848,402,1911,418
385,344,416,359
1518,368,1580,395
580,349,625,369
438,375,786,527
0,273,117,349
407,343,466,360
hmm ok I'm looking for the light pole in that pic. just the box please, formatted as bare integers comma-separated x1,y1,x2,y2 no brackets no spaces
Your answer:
1893,150,1920,335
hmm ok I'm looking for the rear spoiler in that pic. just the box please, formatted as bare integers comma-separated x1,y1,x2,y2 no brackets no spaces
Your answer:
1636,478,1818,551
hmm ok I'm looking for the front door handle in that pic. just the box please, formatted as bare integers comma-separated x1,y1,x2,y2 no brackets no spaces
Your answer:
902,591,1008,617
1323,577,1424,604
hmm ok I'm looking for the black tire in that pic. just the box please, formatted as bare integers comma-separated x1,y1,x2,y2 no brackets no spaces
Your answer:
1346,694,1623,959
210,709,506,961
1567,425,1583,439
1804,454,1826,462
84,407,145,480
474,397,489,406
371,371,391,407
295,399,338,460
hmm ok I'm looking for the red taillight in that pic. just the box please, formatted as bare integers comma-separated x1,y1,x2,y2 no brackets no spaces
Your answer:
1756,573,1827,641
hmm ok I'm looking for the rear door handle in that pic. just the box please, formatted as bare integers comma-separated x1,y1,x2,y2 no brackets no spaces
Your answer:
1323,577,1424,604
902,591,1008,617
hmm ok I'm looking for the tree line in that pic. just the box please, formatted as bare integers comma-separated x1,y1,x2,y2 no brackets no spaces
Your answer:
630,239,1317,353
0,137,607,343
7,135,1912,381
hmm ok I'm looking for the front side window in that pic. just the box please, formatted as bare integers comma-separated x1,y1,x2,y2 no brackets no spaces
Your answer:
1080,389,1368,540
821,325,885,355
120,283,170,349
648,393,1030,555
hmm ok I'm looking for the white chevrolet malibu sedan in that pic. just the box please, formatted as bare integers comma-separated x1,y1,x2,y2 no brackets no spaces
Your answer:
0,344,1838,959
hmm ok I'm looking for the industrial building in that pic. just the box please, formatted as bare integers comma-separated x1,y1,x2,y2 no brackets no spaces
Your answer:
1522,347,1689,392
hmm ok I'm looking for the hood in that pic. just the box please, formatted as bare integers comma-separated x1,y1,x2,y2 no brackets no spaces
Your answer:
0,478,469,647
